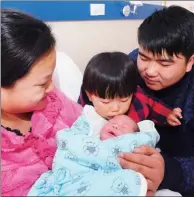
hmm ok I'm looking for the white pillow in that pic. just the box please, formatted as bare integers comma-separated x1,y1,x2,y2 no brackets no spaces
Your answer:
53,52,83,102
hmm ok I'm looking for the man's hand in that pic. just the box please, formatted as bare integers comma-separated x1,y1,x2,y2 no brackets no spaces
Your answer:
118,145,164,196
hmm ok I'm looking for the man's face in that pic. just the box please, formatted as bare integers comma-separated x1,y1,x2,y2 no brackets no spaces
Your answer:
137,46,193,91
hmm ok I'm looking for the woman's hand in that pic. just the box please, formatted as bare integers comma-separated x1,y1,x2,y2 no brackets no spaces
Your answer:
118,145,164,196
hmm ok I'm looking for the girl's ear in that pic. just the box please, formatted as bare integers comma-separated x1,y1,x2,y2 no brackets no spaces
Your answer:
85,90,93,102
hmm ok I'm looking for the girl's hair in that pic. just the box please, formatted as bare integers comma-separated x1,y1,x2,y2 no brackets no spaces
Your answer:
1,9,56,87
83,52,138,99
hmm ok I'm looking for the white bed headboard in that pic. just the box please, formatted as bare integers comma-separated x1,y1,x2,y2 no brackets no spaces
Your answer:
53,52,83,102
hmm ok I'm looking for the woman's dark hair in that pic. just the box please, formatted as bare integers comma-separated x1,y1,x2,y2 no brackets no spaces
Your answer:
138,6,194,61
1,9,56,87
83,52,138,99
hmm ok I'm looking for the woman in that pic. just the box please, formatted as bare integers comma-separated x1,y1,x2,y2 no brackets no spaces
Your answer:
1,9,82,196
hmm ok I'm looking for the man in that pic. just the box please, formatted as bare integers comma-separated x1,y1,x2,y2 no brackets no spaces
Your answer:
119,5,194,196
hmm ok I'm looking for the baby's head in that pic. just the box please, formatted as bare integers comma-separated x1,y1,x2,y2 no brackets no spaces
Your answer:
100,115,140,140
82,52,138,120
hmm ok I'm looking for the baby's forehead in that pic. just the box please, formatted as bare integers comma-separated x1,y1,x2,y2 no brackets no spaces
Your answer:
110,115,134,124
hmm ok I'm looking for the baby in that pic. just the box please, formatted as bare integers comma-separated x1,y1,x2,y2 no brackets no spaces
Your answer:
28,105,159,196
100,115,140,140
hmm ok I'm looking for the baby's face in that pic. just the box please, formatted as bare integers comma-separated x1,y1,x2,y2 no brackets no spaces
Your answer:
100,115,139,140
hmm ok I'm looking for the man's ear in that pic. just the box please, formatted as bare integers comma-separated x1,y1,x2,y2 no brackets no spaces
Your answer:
186,54,194,72
85,90,93,102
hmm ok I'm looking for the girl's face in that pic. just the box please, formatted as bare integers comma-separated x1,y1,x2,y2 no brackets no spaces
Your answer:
1,49,56,114
86,92,133,119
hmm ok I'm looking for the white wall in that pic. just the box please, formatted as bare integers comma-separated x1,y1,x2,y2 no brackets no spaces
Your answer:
165,1,194,12
48,20,142,72
48,2,194,73
143,1,163,5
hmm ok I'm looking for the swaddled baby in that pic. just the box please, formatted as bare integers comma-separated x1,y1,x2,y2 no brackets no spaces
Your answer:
28,105,159,196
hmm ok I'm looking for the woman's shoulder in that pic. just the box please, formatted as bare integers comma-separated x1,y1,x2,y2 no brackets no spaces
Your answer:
41,88,82,127
48,87,82,111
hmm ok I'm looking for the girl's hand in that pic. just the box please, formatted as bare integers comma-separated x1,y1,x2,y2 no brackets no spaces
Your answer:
167,108,182,126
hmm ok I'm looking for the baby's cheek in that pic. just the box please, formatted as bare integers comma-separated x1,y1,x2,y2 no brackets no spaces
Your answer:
100,128,113,140
101,125,110,135
101,123,112,133
104,123,113,131
124,125,133,131
123,126,136,133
